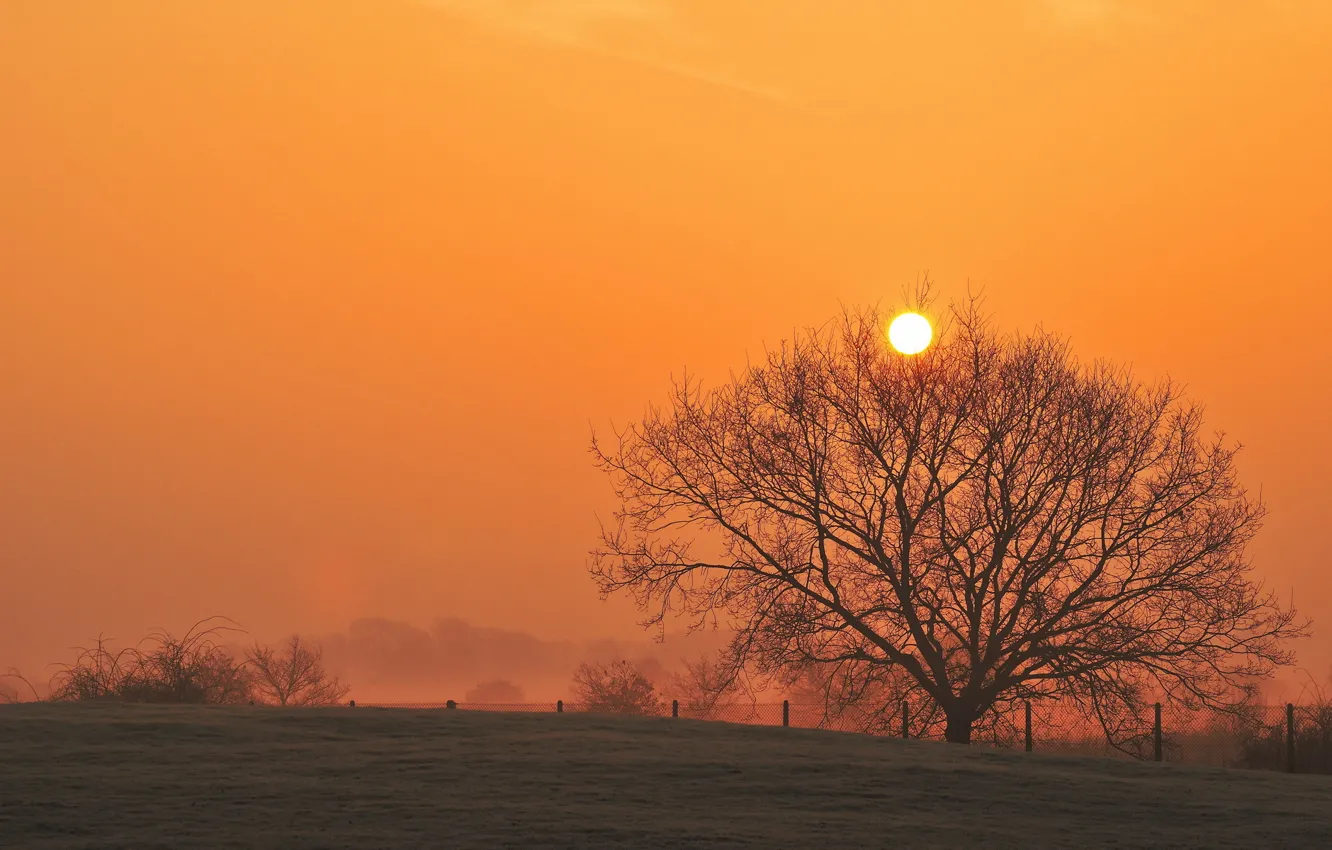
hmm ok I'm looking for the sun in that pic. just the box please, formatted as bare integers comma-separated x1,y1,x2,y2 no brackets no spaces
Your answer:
887,312,933,355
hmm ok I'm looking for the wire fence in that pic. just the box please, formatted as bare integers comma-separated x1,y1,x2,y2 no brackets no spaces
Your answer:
351,698,1332,775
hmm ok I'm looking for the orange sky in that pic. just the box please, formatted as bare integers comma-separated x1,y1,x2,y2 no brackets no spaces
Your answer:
2,0,1330,684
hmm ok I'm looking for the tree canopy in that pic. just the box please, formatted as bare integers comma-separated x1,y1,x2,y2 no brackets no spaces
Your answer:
592,297,1304,743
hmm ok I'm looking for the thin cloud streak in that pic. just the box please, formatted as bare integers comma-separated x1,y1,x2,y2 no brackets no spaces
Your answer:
419,0,796,105
1034,0,1162,38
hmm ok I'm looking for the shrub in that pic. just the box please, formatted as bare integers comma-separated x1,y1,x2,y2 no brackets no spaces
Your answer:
48,619,252,705
570,660,660,715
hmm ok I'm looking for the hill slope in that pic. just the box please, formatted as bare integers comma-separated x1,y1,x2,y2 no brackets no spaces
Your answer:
1,704,1328,848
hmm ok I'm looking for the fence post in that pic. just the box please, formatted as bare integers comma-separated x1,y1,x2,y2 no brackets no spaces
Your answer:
901,701,909,739
1287,703,1296,773
557,699,563,713
782,700,790,727
1153,703,1162,762
672,699,679,718
1323,720,1330,775
1024,701,1032,753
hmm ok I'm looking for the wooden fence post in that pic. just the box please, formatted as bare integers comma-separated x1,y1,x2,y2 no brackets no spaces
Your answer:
1024,701,1032,753
1323,719,1330,775
782,700,790,727
1287,703,1296,773
1153,703,1162,762
557,699,563,713
672,699,679,718
901,702,909,739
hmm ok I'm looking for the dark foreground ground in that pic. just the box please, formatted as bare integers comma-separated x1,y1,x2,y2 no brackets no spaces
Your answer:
1,704,1330,849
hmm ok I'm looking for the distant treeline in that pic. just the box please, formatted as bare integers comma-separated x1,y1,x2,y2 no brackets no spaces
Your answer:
319,617,730,701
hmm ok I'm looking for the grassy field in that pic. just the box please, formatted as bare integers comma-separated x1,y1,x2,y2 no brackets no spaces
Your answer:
2,704,1330,848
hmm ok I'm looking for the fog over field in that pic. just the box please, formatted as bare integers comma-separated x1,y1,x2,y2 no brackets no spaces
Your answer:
319,617,732,703
2,0,1331,730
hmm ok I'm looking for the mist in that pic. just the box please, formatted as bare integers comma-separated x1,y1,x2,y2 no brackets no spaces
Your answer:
320,617,733,703
2,0,1330,688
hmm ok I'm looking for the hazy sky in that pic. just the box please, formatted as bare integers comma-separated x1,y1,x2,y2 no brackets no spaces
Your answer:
2,1,1330,682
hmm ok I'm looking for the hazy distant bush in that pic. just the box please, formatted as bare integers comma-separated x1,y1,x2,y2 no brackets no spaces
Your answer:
247,635,349,706
571,660,660,715
670,656,746,718
465,679,526,703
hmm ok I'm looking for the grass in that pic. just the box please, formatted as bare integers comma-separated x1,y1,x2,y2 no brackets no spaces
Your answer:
1,704,1329,848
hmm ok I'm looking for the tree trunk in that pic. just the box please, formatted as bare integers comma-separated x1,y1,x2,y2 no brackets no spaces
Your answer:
944,710,974,744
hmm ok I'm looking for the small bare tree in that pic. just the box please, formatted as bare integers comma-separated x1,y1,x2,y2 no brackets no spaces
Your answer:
593,293,1306,744
247,635,349,706
571,659,661,715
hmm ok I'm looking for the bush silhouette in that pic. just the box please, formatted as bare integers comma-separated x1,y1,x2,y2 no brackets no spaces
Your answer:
571,660,660,715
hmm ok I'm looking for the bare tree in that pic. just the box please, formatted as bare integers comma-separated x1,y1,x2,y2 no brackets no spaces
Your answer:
592,294,1305,744
571,659,661,715
247,635,349,707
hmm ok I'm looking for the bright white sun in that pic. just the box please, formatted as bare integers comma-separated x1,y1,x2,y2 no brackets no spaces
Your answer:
888,312,933,355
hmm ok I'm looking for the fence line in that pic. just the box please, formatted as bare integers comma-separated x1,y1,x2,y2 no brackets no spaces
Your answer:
348,698,1332,775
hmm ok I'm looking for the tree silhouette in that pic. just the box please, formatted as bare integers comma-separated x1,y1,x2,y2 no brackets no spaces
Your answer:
247,635,349,707
592,295,1305,744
